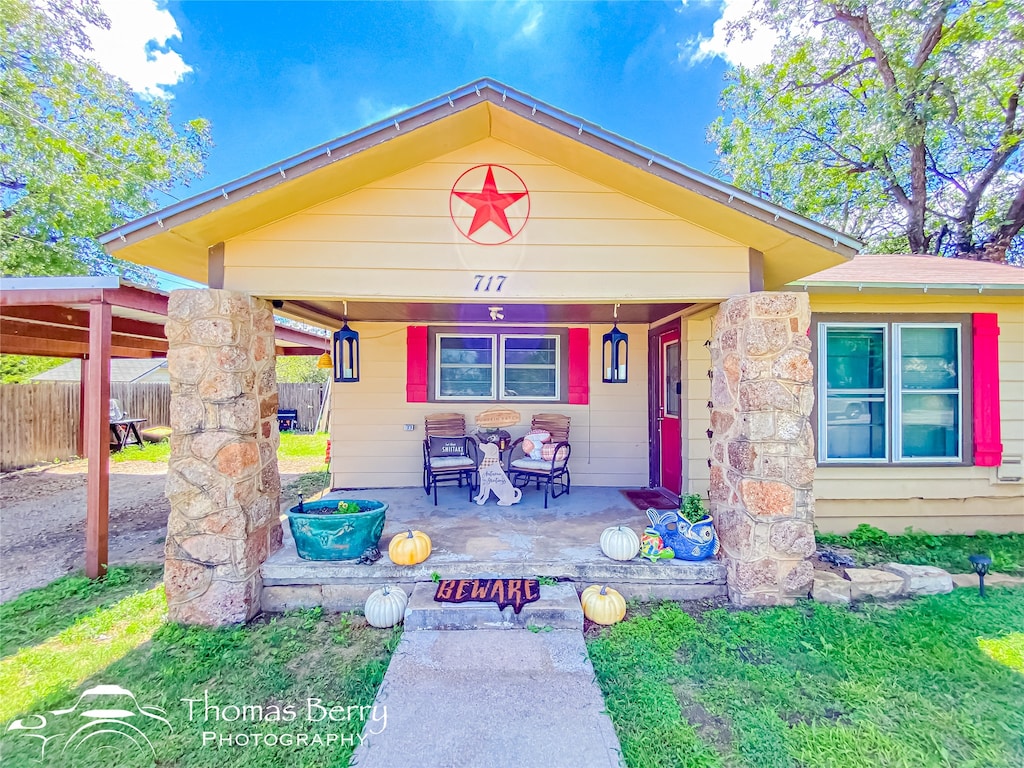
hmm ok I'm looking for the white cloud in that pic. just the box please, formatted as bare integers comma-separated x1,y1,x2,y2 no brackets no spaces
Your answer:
84,0,191,99
684,0,777,69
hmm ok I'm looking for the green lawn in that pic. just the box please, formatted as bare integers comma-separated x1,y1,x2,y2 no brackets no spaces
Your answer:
817,525,1024,576
0,566,399,767
111,431,328,464
588,590,1024,768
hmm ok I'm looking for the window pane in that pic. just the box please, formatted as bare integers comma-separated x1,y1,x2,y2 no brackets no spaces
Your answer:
901,393,959,458
438,336,494,398
825,395,887,459
502,336,558,399
900,327,958,390
504,337,556,365
665,340,680,417
826,327,885,390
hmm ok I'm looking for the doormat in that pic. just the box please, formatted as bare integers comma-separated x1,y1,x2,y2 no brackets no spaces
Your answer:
434,578,540,614
620,488,679,511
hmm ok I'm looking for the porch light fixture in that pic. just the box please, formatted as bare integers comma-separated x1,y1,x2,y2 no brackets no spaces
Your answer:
968,554,992,597
333,301,360,383
602,303,628,384
316,351,333,369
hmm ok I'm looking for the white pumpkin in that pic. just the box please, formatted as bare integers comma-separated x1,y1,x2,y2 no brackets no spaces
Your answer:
364,585,408,628
600,525,640,561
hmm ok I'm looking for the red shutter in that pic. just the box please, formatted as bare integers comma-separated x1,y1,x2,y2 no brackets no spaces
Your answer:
407,326,428,402
568,327,589,405
972,313,1002,466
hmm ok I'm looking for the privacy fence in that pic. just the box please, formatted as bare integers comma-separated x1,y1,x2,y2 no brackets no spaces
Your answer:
0,382,325,472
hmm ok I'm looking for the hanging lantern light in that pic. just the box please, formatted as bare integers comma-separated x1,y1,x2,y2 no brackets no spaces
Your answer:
315,344,333,370
333,301,360,382
602,303,628,384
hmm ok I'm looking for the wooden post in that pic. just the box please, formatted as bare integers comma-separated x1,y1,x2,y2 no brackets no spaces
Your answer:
78,358,88,459
85,300,111,579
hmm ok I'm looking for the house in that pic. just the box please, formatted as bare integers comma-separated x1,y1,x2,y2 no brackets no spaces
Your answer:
31,358,170,383
98,80,1022,620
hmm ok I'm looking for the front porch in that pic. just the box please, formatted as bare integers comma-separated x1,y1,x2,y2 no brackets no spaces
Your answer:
260,486,727,612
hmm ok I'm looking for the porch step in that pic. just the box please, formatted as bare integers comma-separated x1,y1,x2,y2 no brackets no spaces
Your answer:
403,582,583,631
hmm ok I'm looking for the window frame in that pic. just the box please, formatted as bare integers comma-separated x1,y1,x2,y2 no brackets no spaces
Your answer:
499,333,561,402
434,333,498,402
428,326,570,404
811,314,973,467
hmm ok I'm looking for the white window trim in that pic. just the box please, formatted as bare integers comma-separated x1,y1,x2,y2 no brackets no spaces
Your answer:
818,322,890,463
893,322,963,463
435,333,497,401
818,321,965,464
499,334,560,402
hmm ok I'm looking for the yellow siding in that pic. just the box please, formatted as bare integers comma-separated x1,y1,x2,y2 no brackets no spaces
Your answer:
809,294,1024,534
329,322,650,489
224,138,750,302
683,311,715,494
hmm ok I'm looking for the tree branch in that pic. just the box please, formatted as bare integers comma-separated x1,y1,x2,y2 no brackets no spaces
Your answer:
793,57,874,90
831,5,897,89
913,1,954,69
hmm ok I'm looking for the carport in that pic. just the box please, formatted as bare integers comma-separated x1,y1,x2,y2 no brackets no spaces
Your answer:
0,276,326,578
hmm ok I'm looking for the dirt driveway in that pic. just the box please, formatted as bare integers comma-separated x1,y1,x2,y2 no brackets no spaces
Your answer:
0,457,317,603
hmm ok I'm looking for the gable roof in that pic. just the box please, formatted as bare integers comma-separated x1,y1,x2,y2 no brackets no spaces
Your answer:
33,358,168,382
791,254,1024,294
100,79,860,290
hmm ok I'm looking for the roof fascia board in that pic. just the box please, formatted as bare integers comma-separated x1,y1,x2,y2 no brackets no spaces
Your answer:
791,281,1023,294
100,78,860,254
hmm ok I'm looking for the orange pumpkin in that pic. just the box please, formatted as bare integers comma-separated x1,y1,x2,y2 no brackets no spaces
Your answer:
388,529,432,565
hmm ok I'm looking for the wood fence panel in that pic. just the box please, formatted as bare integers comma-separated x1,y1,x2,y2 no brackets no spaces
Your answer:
1,380,326,470
0,382,80,471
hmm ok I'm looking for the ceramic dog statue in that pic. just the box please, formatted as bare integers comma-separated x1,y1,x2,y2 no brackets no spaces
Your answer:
645,508,720,561
474,443,523,506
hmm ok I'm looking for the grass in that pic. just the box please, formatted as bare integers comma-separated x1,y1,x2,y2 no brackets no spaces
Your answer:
817,525,1024,575
110,431,328,464
0,566,399,767
588,590,1024,768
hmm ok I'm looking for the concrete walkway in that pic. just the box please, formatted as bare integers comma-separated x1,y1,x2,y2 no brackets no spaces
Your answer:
351,585,625,768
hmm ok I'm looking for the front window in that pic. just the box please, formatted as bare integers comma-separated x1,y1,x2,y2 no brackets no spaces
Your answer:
434,331,561,402
818,321,965,463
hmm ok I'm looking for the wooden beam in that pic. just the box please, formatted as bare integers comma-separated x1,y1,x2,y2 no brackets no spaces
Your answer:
0,319,167,352
0,288,105,307
276,345,328,356
1,305,168,340
208,242,225,289
0,335,157,358
85,301,111,579
102,285,169,315
78,360,87,458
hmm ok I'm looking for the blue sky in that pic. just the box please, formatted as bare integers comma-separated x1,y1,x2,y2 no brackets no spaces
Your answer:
86,1,773,202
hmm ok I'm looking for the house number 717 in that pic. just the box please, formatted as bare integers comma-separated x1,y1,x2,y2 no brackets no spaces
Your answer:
473,275,506,292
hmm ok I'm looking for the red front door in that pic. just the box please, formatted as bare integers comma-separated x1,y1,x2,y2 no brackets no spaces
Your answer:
658,327,682,495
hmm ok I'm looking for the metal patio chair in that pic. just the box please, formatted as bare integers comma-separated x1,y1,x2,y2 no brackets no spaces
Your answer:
422,413,479,506
506,413,572,508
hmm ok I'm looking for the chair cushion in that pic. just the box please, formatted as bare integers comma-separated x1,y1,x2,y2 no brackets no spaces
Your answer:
511,458,554,471
430,456,475,469
540,443,568,461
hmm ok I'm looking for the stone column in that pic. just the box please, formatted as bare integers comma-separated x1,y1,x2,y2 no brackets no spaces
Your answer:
709,292,816,607
164,290,283,625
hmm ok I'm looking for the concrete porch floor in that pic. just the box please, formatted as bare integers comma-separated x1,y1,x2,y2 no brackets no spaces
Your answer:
260,486,727,612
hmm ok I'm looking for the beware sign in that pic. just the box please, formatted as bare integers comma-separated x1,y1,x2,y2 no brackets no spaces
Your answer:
434,578,540,614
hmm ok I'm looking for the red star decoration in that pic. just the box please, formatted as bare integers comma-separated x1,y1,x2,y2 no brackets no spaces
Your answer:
453,166,527,236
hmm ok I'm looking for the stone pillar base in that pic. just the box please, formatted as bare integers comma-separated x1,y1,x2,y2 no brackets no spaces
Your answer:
710,293,816,607
164,289,282,625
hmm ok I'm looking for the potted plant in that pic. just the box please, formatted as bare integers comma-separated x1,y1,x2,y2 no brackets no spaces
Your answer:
645,493,720,561
285,496,388,561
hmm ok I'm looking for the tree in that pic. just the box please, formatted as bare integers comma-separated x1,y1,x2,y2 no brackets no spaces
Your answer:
709,0,1024,262
276,356,329,384
0,0,210,278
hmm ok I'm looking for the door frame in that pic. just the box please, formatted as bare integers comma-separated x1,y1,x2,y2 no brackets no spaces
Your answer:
648,319,682,489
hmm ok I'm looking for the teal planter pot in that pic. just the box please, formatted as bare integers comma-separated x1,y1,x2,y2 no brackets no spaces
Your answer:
286,499,388,561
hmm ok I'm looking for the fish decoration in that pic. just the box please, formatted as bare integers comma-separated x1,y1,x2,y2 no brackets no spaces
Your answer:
646,508,720,562
639,526,675,562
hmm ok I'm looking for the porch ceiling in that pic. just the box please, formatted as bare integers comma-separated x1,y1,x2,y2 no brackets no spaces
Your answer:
275,299,700,327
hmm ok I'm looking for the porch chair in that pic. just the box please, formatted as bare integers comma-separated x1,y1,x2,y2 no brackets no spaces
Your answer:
506,413,572,508
422,413,479,506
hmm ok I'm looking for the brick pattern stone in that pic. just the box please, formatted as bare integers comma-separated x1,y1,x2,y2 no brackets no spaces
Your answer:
710,292,816,607
165,290,282,625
